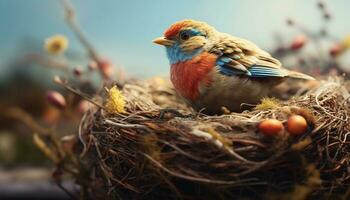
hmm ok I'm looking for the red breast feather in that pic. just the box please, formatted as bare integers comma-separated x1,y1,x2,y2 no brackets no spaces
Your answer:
170,52,217,101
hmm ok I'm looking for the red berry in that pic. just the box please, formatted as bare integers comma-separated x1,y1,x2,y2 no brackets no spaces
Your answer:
46,91,66,109
97,58,114,79
329,43,343,57
73,66,83,76
290,35,307,50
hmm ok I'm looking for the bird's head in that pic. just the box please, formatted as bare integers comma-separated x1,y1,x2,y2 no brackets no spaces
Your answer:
153,19,217,64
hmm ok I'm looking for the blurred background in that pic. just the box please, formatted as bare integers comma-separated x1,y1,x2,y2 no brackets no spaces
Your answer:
0,0,349,199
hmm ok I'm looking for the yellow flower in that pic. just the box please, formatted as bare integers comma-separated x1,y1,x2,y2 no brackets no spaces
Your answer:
341,34,350,49
105,86,126,114
44,34,69,55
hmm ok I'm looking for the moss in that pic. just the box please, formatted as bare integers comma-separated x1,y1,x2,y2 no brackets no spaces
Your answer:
255,97,281,110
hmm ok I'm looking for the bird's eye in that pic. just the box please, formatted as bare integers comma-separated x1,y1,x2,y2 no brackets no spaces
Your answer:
179,31,190,41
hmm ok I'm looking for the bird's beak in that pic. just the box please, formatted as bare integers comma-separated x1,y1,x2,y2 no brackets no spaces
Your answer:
153,37,175,46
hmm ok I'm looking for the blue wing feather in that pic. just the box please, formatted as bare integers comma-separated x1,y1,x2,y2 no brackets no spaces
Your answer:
219,65,245,76
248,66,287,77
217,56,287,78
217,56,249,76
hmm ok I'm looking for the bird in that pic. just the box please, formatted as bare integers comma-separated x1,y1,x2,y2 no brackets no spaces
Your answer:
153,19,314,114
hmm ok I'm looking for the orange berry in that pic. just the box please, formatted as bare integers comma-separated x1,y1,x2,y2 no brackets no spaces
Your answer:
287,115,308,135
258,119,283,136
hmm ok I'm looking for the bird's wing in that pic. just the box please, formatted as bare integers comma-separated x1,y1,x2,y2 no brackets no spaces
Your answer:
209,34,289,78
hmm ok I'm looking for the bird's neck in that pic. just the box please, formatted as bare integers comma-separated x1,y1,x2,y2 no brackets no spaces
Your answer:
166,44,203,64
170,52,217,101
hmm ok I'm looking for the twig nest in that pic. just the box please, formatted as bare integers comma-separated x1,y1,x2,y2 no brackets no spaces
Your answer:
287,115,308,135
258,119,283,136
48,77,350,199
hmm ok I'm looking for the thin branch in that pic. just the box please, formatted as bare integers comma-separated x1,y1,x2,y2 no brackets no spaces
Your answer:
54,76,104,109
2,107,51,136
105,119,151,131
61,0,99,61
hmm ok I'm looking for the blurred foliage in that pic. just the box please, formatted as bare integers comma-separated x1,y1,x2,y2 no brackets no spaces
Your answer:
0,132,49,167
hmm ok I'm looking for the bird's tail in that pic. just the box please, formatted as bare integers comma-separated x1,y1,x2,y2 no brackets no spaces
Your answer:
287,70,315,80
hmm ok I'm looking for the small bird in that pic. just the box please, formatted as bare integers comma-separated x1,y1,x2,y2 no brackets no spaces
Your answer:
153,19,314,114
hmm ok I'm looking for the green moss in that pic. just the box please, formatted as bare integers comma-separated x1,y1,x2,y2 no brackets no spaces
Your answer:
255,97,281,110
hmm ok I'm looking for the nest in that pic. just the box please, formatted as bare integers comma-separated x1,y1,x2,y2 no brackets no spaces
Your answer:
76,77,350,199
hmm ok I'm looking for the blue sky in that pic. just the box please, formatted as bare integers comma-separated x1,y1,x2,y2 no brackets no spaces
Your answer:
1,0,349,78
